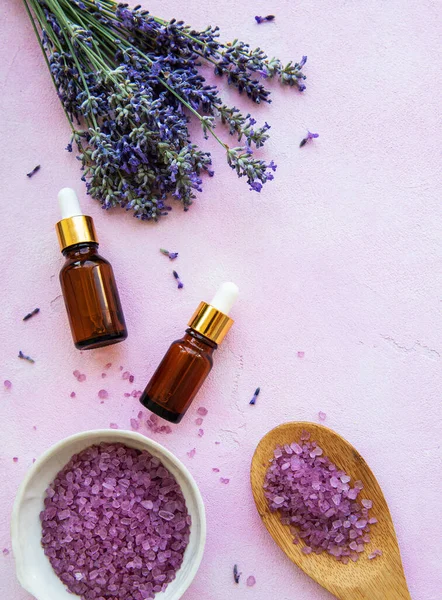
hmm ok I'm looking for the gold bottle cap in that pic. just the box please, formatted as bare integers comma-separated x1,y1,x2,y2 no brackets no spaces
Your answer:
56,215,98,251
188,283,239,345
55,188,98,251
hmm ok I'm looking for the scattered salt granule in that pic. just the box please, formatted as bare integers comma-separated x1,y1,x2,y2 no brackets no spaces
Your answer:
129,375,135,384
264,438,376,563
215,441,221,445
105,362,112,369
212,468,220,473
195,417,203,426
13,457,18,462
3,380,12,390
109,423,119,429
297,351,305,358
318,411,326,421
198,429,204,437
40,443,191,599
70,391,76,398
197,407,208,416
246,575,256,587
368,549,383,560
130,418,140,431
220,477,230,484
122,371,131,380
138,411,143,419
187,448,196,459
98,389,108,399
73,370,87,382
124,392,131,398
2,548,9,556
101,373,107,378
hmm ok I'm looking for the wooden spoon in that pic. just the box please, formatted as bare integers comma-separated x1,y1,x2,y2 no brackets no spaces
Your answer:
251,422,411,600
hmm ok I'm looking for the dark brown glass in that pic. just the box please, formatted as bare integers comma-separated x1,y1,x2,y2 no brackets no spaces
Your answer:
60,242,127,350
140,328,217,423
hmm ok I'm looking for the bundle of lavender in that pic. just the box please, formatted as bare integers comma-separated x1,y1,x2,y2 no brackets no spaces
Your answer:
23,1,307,220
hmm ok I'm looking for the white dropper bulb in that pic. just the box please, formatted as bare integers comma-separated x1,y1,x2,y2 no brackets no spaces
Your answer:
209,282,239,315
58,188,83,219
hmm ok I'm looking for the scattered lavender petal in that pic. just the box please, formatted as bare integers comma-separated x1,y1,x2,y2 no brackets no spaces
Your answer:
300,131,319,148
233,563,241,583
197,407,208,416
26,164,40,178
249,387,260,405
98,389,108,399
23,307,40,321
255,15,275,24
18,350,35,363
246,575,256,587
3,380,12,390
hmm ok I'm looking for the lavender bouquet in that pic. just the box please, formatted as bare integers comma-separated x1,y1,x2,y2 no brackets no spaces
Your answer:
23,0,307,220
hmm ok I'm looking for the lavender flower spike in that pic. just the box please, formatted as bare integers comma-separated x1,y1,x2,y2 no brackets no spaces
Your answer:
173,270,184,289
26,165,40,178
300,131,319,148
18,350,35,363
160,249,179,260
233,564,241,583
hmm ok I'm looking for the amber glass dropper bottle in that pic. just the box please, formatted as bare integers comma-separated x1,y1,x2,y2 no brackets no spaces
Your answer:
140,282,239,423
56,188,128,350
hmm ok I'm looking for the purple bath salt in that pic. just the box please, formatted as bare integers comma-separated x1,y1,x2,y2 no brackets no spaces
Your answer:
98,389,108,399
246,575,256,587
40,443,191,600
264,435,376,563
197,407,208,416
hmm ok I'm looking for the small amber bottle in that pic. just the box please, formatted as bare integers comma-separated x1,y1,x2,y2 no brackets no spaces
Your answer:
56,188,128,350
140,282,239,423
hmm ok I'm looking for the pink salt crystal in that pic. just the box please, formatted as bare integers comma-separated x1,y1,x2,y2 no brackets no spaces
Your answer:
195,417,203,426
105,362,112,369
98,389,108,399
302,546,312,554
13,457,18,463
122,371,130,380
129,375,134,383
318,411,326,421
187,448,196,458
137,411,143,419
198,428,204,437
130,418,139,430
73,369,80,378
297,351,305,358
70,391,76,398
197,407,208,416
212,468,220,472
220,477,230,484
246,575,256,587
109,423,119,429
2,548,9,555
3,380,12,390
77,373,86,382
124,392,131,397
362,499,373,509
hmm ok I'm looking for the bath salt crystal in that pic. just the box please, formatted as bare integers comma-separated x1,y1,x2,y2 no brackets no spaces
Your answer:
195,417,203,426
109,423,119,429
13,457,18,463
318,411,326,421
70,391,76,398
187,448,196,459
197,407,208,416
297,351,305,358
368,549,383,560
264,438,376,562
77,373,86,382
246,575,256,587
2,548,9,556
212,468,220,473
105,362,112,369
220,477,230,484
130,418,139,430
40,443,190,599
3,380,12,390
198,429,204,437
98,389,108,399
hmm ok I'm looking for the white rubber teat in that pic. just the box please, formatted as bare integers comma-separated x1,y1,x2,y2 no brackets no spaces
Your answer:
209,282,239,315
58,188,83,219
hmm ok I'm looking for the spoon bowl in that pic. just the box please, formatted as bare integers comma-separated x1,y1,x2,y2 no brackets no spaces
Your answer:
250,422,411,600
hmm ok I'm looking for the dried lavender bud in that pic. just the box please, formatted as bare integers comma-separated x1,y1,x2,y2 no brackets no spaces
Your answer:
249,387,260,405
300,131,319,147
255,15,275,24
173,270,184,289
26,165,40,178
18,350,35,363
233,564,241,583
23,307,40,321
160,249,179,260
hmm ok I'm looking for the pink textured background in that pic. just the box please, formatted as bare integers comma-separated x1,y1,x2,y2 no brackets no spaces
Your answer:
1,1,441,599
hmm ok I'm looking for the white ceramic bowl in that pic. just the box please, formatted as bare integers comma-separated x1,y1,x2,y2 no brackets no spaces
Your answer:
11,430,206,600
